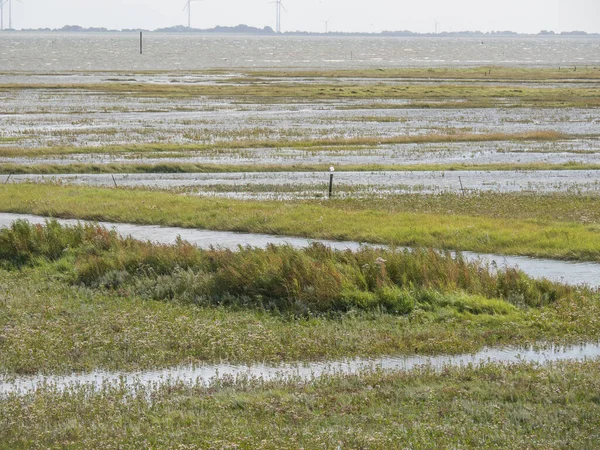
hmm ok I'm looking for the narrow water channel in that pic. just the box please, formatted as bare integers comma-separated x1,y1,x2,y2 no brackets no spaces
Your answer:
1,343,599,396
0,212,598,288
5,170,600,194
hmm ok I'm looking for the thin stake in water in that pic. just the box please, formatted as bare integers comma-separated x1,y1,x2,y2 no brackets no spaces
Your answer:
459,176,465,195
112,175,118,188
328,166,335,198
3,174,11,185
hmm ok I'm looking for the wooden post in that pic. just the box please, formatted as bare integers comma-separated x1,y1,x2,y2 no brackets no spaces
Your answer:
3,174,11,185
459,176,465,195
328,166,335,198
140,31,143,54
112,174,118,188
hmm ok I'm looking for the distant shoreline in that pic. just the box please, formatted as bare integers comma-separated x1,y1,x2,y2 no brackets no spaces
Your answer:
1,24,598,38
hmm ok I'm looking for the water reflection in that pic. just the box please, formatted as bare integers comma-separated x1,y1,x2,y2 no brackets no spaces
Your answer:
1,342,599,396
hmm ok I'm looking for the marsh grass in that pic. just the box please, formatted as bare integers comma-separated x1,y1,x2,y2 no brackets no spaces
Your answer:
0,221,570,314
1,161,600,175
6,264,596,376
1,361,600,448
246,66,600,81
2,81,599,107
1,222,599,376
1,184,600,261
0,130,572,158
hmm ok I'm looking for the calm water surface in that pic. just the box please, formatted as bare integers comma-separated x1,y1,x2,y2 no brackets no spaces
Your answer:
1,342,599,396
6,170,600,194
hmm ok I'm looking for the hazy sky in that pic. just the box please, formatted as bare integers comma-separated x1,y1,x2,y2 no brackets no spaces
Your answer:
2,0,600,33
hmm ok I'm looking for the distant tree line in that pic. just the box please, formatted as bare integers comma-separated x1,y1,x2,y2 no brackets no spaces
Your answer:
8,24,599,37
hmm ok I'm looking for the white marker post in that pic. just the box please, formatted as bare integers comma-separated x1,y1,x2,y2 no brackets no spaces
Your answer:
328,166,335,198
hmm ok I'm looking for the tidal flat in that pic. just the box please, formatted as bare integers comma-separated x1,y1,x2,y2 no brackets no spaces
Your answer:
1,56,600,447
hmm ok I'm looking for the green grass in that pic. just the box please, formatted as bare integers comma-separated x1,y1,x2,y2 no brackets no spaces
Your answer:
1,184,600,261
3,161,600,175
0,137,21,144
2,361,600,448
0,266,566,376
1,65,598,448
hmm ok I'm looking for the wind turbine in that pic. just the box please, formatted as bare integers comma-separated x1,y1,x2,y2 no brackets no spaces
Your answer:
5,0,20,30
322,17,332,33
183,0,204,29
0,0,6,31
270,0,286,33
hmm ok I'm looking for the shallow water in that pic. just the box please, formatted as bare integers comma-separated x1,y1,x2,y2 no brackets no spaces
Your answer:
3,139,600,168
2,87,598,151
6,170,600,194
1,342,599,396
0,212,598,287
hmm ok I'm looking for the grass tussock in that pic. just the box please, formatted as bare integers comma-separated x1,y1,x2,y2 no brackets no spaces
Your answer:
0,221,573,315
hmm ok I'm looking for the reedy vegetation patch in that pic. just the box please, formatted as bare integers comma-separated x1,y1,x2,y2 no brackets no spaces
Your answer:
6,264,598,375
0,221,570,314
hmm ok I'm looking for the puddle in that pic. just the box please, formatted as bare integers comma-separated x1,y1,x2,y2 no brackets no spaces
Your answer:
0,213,598,288
1,342,599,396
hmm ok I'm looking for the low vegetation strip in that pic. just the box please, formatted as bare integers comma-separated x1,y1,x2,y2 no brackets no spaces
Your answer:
2,82,599,107
1,184,600,262
0,131,572,158
246,66,600,81
1,362,599,448
2,161,600,175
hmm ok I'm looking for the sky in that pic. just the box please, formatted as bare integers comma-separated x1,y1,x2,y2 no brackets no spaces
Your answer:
2,0,600,33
